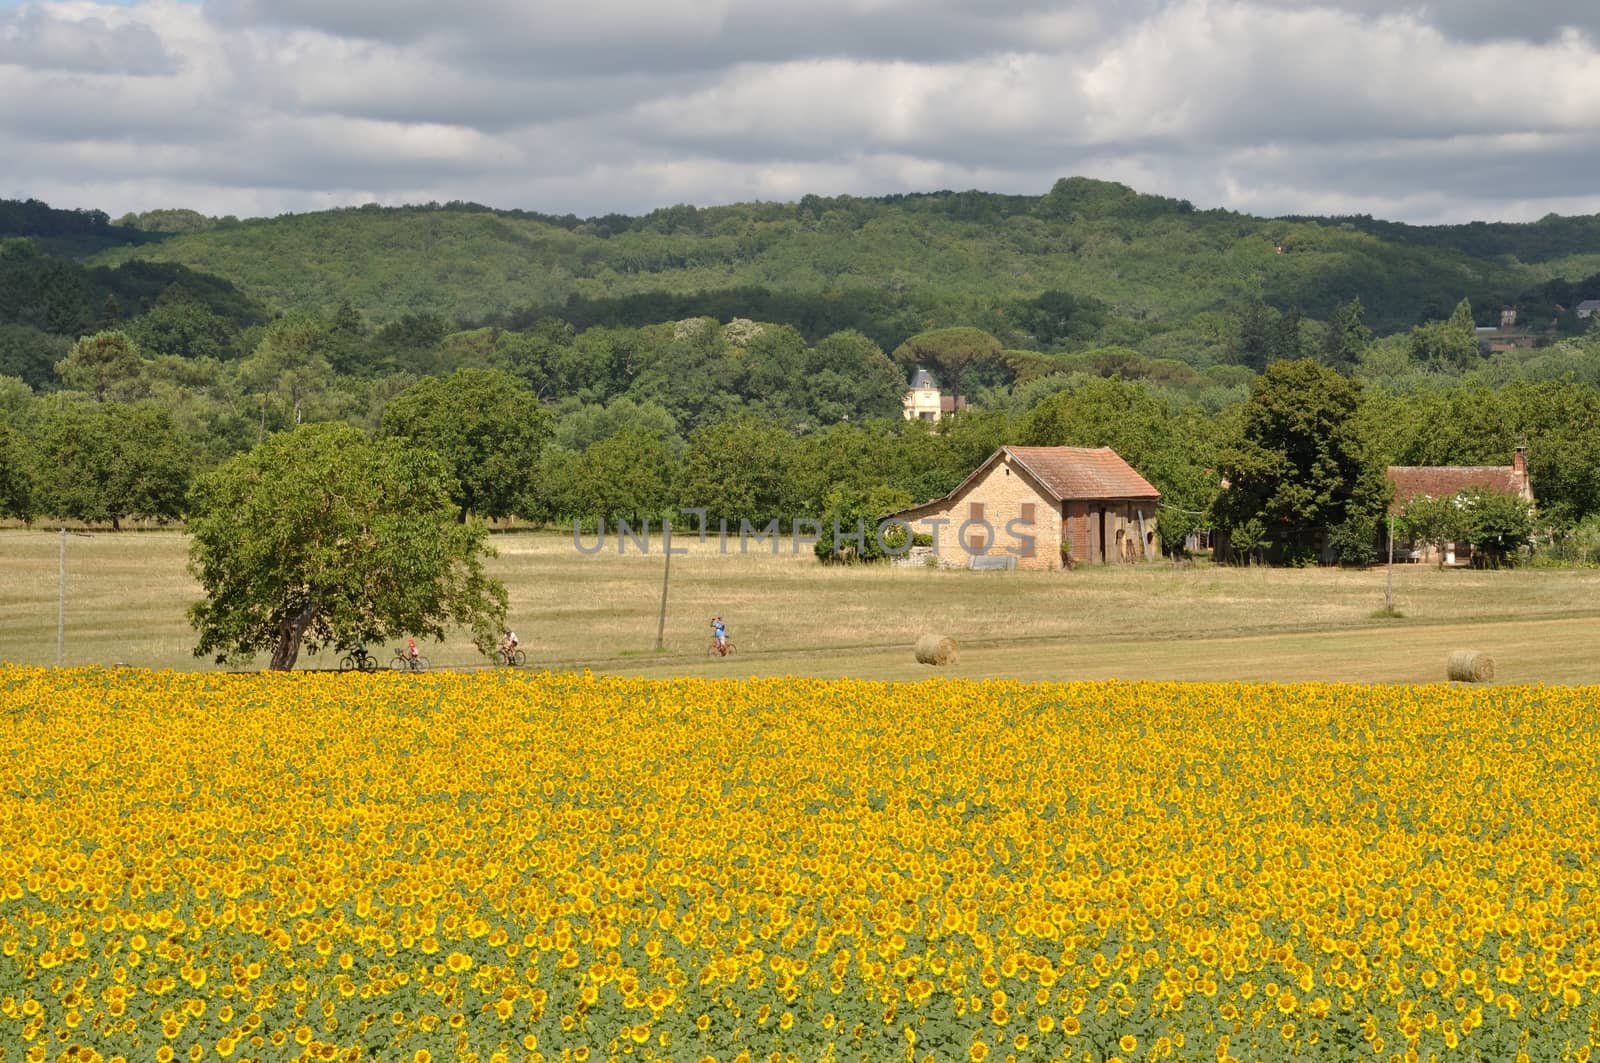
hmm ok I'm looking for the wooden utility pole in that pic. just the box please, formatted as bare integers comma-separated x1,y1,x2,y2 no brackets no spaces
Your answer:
57,527,65,666
654,522,671,652
1385,512,1395,613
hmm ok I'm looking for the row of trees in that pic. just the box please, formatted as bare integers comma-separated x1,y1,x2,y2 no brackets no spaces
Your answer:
7,351,1594,568
5,277,1600,567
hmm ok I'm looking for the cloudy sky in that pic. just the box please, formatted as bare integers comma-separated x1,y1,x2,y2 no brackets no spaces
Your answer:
1,0,1597,224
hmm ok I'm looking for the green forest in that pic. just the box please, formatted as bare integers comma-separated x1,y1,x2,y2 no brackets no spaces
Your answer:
3,181,1600,564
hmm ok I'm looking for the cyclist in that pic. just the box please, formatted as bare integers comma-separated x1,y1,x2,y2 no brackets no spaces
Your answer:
711,615,727,654
406,636,419,663
501,629,519,659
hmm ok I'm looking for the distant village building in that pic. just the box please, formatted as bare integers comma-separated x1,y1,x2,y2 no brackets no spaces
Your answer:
902,368,966,422
1477,305,1539,352
1387,447,1534,566
892,446,1160,571
1577,300,1600,320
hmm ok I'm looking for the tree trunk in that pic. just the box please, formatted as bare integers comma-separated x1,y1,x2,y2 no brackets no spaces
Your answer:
269,601,318,670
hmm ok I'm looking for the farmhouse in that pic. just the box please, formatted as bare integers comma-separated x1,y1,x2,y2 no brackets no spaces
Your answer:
892,446,1160,570
1387,447,1533,565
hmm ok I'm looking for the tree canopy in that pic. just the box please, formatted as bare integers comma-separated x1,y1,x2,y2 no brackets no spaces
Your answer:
0,423,32,519
1400,488,1535,568
378,368,551,521
26,398,190,529
1214,359,1388,562
187,422,507,670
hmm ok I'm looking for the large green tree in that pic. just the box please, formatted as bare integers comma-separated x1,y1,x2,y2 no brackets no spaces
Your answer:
541,425,676,526
803,329,905,423
1320,297,1371,373
235,314,335,429
1214,359,1387,562
187,422,507,670
125,287,239,360
0,324,68,390
673,416,796,528
0,423,32,519
891,327,1006,395
27,398,191,528
1407,298,1480,370
378,368,550,520
54,330,144,402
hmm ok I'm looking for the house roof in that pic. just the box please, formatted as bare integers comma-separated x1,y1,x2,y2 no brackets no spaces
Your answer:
909,368,938,390
897,446,1159,518
1006,446,1161,501
1387,465,1528,508
1577,299,1600,310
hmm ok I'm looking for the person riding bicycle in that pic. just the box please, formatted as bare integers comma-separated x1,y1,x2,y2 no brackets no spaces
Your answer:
406,636,419,662
501,629,519,657
711,616,727,652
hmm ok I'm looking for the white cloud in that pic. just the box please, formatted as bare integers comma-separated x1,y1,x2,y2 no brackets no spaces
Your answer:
0,0,1598,224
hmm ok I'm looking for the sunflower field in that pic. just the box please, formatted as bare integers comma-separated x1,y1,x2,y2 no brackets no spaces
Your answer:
1,667,1598,1063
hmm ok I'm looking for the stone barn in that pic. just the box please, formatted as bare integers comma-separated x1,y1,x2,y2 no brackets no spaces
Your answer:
892,446,1161,570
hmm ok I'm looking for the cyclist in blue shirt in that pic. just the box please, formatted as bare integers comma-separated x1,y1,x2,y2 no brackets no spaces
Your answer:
711,616,727,652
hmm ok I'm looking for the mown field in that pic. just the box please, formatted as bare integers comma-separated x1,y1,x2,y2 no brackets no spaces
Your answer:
3,529,1600,684
1,668,1598,1063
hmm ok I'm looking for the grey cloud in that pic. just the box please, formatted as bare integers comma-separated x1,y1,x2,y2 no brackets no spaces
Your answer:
0,73,235,143
210,0,1108,75
285,63,705,133
1249,0,1598,43
6,0,1600,227
0,6,178,75
1236,133,1600,208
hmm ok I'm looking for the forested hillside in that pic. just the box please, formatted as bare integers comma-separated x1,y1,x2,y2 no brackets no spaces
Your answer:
83,179,1597,340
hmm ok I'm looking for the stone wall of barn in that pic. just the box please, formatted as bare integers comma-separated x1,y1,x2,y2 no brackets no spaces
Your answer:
900,454,1062,571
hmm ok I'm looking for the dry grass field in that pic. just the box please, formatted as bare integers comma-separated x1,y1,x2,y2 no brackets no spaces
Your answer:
3,527,1599,683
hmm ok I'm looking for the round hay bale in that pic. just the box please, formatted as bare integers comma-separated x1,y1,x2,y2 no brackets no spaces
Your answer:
1446,650,1494,683
914,634,959,666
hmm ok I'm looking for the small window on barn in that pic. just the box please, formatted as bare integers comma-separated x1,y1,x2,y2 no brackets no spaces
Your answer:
969,501,984,522
1019,502,1035,524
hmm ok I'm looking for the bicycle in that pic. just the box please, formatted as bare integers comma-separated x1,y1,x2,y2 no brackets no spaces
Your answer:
390,648,430,673
707,639,736,658
495,646,526,667
338,647,379,673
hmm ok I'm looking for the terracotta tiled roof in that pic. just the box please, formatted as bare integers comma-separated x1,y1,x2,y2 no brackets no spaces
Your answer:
1005,446,1160,501
893,445,1161,520
1387,465,1529,509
